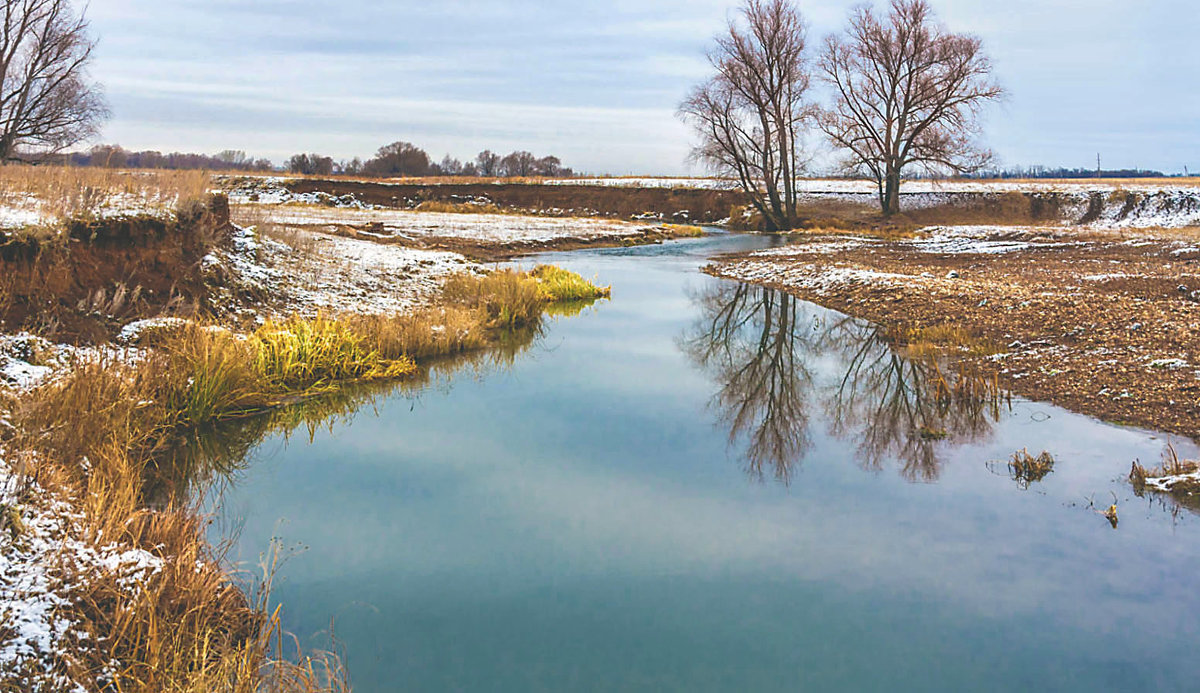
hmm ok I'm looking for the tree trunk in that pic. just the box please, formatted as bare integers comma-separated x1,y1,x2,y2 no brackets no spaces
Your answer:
883,170,901,215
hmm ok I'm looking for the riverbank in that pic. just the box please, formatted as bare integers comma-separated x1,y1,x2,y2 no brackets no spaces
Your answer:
0,173,612,691
706,224,1200,440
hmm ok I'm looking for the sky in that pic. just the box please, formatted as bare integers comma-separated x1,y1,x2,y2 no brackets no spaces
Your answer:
86,0,1199,175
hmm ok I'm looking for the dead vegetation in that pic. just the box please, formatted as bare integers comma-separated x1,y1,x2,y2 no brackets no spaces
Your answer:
1130,444,1200,514
1001,449,1056,489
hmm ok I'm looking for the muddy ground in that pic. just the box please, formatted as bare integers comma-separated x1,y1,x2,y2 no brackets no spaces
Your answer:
707,227,1200,440
280,178,743,224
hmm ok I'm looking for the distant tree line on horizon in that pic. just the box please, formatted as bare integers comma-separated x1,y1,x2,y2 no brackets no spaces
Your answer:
286,142,573,179
963,166,1169,179
58,141,575,179
65,145,273,172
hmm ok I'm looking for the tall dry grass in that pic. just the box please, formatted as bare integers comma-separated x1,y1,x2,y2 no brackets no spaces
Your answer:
0,165,211,221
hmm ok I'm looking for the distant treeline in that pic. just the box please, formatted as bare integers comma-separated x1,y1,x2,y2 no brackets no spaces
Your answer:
66,146,273,172
964,166,1170,179
59,141,575,179
285,142,573,178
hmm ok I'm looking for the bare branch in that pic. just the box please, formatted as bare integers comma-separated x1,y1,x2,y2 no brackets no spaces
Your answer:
817,0,1003,214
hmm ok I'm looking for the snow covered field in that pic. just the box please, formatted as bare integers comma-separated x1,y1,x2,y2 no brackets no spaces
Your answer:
205,223,480,318
544,176,1200,195
243,205,652,244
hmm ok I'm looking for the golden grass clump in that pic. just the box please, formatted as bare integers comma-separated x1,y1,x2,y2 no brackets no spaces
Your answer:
414,200,503,215
664,224,705,238
897,323,999,359
443,268,547,329
251,316,415,389
343,306,488,361
529,264,612,302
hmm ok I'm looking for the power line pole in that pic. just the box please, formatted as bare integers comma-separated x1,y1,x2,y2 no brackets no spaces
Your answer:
1096,153,1101,178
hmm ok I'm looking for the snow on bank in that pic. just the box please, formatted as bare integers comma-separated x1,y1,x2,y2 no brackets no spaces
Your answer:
0,453,164,691
0,191,181,231
716,256,926,294
205,224,480,318
0,335,80,391
1143,469,1200,494
238,205,653,244
546,177,1200,195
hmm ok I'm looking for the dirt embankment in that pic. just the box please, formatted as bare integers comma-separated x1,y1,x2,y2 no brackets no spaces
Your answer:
280,179,743,223
0,196,231,343
707,228,1200,439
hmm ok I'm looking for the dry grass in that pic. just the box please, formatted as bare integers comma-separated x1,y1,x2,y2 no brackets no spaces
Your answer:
443,268,546,329
0,165,210,221
413,200,503,215
529,264,612,302
1006,449,1056,489
1130,443,1200,501
662,224,705,237
895,324,1000,359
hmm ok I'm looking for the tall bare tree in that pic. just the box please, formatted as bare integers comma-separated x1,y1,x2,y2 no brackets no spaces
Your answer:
818,0,1003,215
679,0,811,231
0,0,108,162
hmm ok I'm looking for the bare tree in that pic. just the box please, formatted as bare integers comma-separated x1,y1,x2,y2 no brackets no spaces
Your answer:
818,0,1003,214
500,150,536,177
475,150,500,177
0,0,108,162
679,0,811,231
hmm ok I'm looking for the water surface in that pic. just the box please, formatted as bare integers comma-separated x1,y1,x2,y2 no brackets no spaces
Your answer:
207,234,1200,692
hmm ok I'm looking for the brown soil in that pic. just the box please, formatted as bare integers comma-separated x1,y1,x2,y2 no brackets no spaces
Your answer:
330,224,697,262
0,197,231,343
707,228,1200,439
280,178,743,224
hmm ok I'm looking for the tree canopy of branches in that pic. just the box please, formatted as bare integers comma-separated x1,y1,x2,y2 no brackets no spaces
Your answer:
679,0,811,231
0,0,108,162
286,152,334,176
818,0,1003,214
362,141,430,177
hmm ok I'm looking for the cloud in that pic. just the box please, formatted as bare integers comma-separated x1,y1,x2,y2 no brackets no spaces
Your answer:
86,0,1198,173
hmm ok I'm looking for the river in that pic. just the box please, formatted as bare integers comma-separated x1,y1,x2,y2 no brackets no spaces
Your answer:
203,233,1200,691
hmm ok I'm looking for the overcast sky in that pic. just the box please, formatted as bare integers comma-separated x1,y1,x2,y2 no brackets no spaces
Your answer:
86,0,1198,175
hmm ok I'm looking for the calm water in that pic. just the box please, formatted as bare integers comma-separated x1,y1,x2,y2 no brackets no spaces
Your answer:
207,234,1200,692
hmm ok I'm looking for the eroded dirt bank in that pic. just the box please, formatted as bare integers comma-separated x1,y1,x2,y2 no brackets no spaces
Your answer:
707,226,1200,439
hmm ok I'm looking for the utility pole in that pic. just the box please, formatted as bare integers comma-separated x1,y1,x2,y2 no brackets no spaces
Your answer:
1096,153,1101,179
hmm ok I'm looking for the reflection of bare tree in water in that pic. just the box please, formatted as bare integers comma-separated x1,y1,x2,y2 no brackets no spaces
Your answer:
685,281,1001,484
819,316,998,481
682,282,813,483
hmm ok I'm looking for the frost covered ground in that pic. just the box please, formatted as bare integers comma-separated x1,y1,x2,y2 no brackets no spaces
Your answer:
203,223,481,320
0,188,184,230
242,205,651,244
0,453,164,690
545,176,1200,195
